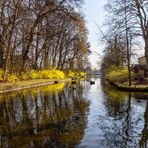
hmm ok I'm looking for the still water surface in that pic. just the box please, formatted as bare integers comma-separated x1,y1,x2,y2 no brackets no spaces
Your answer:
0,78,148,148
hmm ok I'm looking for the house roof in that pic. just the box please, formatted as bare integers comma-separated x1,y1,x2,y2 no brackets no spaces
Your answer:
138,56,145,59
132,64,148,70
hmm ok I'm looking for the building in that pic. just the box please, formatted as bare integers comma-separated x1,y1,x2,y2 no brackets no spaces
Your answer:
85,67,92,75
133,56,148,78
138,56,147,65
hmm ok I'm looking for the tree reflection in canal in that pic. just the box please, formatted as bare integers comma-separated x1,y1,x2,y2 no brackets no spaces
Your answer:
0,83,89,148
139,94,148,148
0,79,148,148
78,78,148,148
103,84,148,148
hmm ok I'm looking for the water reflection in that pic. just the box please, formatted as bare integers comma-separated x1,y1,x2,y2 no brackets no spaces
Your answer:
139,99,148,148
78,79,148,148
102,84,148,148
0,83,89,148
0,79,148,148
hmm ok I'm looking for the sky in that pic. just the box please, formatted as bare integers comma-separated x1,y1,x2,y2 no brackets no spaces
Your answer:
83,0,107,69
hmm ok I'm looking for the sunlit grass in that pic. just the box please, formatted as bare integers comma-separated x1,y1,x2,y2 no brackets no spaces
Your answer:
0,79,52,91
106,65,135,83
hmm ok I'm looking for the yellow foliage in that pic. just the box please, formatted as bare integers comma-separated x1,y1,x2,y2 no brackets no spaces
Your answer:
0,82,65,101
50,70,65,79
39,70,65,79
31,70,39,79
0,69,4,81
7,74,18,82
0,69,85,82
39,70,54,79
20,71,32,80
80,72,86,77
19,69,65,80
1,69,66,82
41,83,65,92
67,70,86,78
106,66,134,82
68,71,76,78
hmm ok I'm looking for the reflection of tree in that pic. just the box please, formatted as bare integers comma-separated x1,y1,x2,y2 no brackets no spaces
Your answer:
121,93,132,147
103,86,129,117
102,84,146,147
139,100,148,148
102,83,148,147
103,88,133,146
0,82,89,147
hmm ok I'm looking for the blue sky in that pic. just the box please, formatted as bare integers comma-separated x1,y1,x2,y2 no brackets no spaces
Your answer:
83,0,107,69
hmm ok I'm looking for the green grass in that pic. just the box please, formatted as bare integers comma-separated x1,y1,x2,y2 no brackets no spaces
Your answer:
106,65,134,83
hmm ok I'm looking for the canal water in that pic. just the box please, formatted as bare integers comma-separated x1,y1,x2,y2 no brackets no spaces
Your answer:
0,78,148,148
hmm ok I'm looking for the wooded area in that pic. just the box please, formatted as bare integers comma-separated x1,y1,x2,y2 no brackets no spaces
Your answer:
0,0,89,81
101,0,148,86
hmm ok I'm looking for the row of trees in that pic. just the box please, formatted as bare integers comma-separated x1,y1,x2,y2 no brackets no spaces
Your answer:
0,0,89,80
101,0,148,85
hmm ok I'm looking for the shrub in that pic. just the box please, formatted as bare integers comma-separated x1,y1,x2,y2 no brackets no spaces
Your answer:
20,71,31,80
31,70,39,79
4,69,65,81
39,70,53,79
106,66,134,83
0,69,4,81
67,71,76,78
51,70,65,79
67,70,86,78
7,74,18,82
39,70,65,79
80,72,86,77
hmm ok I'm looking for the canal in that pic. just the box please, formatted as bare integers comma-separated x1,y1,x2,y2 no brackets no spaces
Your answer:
0,78,148,148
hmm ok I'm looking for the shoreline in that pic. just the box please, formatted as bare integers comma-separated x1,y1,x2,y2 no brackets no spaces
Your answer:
109,80,148,92
0,79,70,94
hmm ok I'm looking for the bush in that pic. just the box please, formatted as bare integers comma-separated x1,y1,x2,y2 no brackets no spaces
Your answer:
38,69,65,79
80,72,86,77
39,70,53,79
20,71,32,80
31,70,39,79
50,70,65,79
7,74,18,82
106,66,134,83
4,69,65,81
67,71,76,78
67,70,86,78
0,69,4,81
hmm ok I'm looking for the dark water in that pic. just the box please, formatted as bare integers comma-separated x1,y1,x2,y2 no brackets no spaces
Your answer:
0,78,148,148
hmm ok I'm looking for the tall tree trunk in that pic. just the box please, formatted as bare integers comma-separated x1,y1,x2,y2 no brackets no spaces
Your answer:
145,35,148,66
34,33,39,70
44,48,49,69
125,0,131,86
3,34,12,80
0,35,4,69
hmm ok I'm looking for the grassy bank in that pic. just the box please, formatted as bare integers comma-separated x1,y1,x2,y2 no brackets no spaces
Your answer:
104,65,148,92
0,79,54,92
0,69,86,93
110,81,148,92
105,66,134,83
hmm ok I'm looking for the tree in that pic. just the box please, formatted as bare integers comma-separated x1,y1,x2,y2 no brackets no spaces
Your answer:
0,35,4,68
0,0,89,80
102,0,148,85
105,0,148,64
100,34,127,75
133,0,148,65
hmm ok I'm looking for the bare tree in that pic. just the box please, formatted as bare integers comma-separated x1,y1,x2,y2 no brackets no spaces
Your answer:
0,0,89,80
